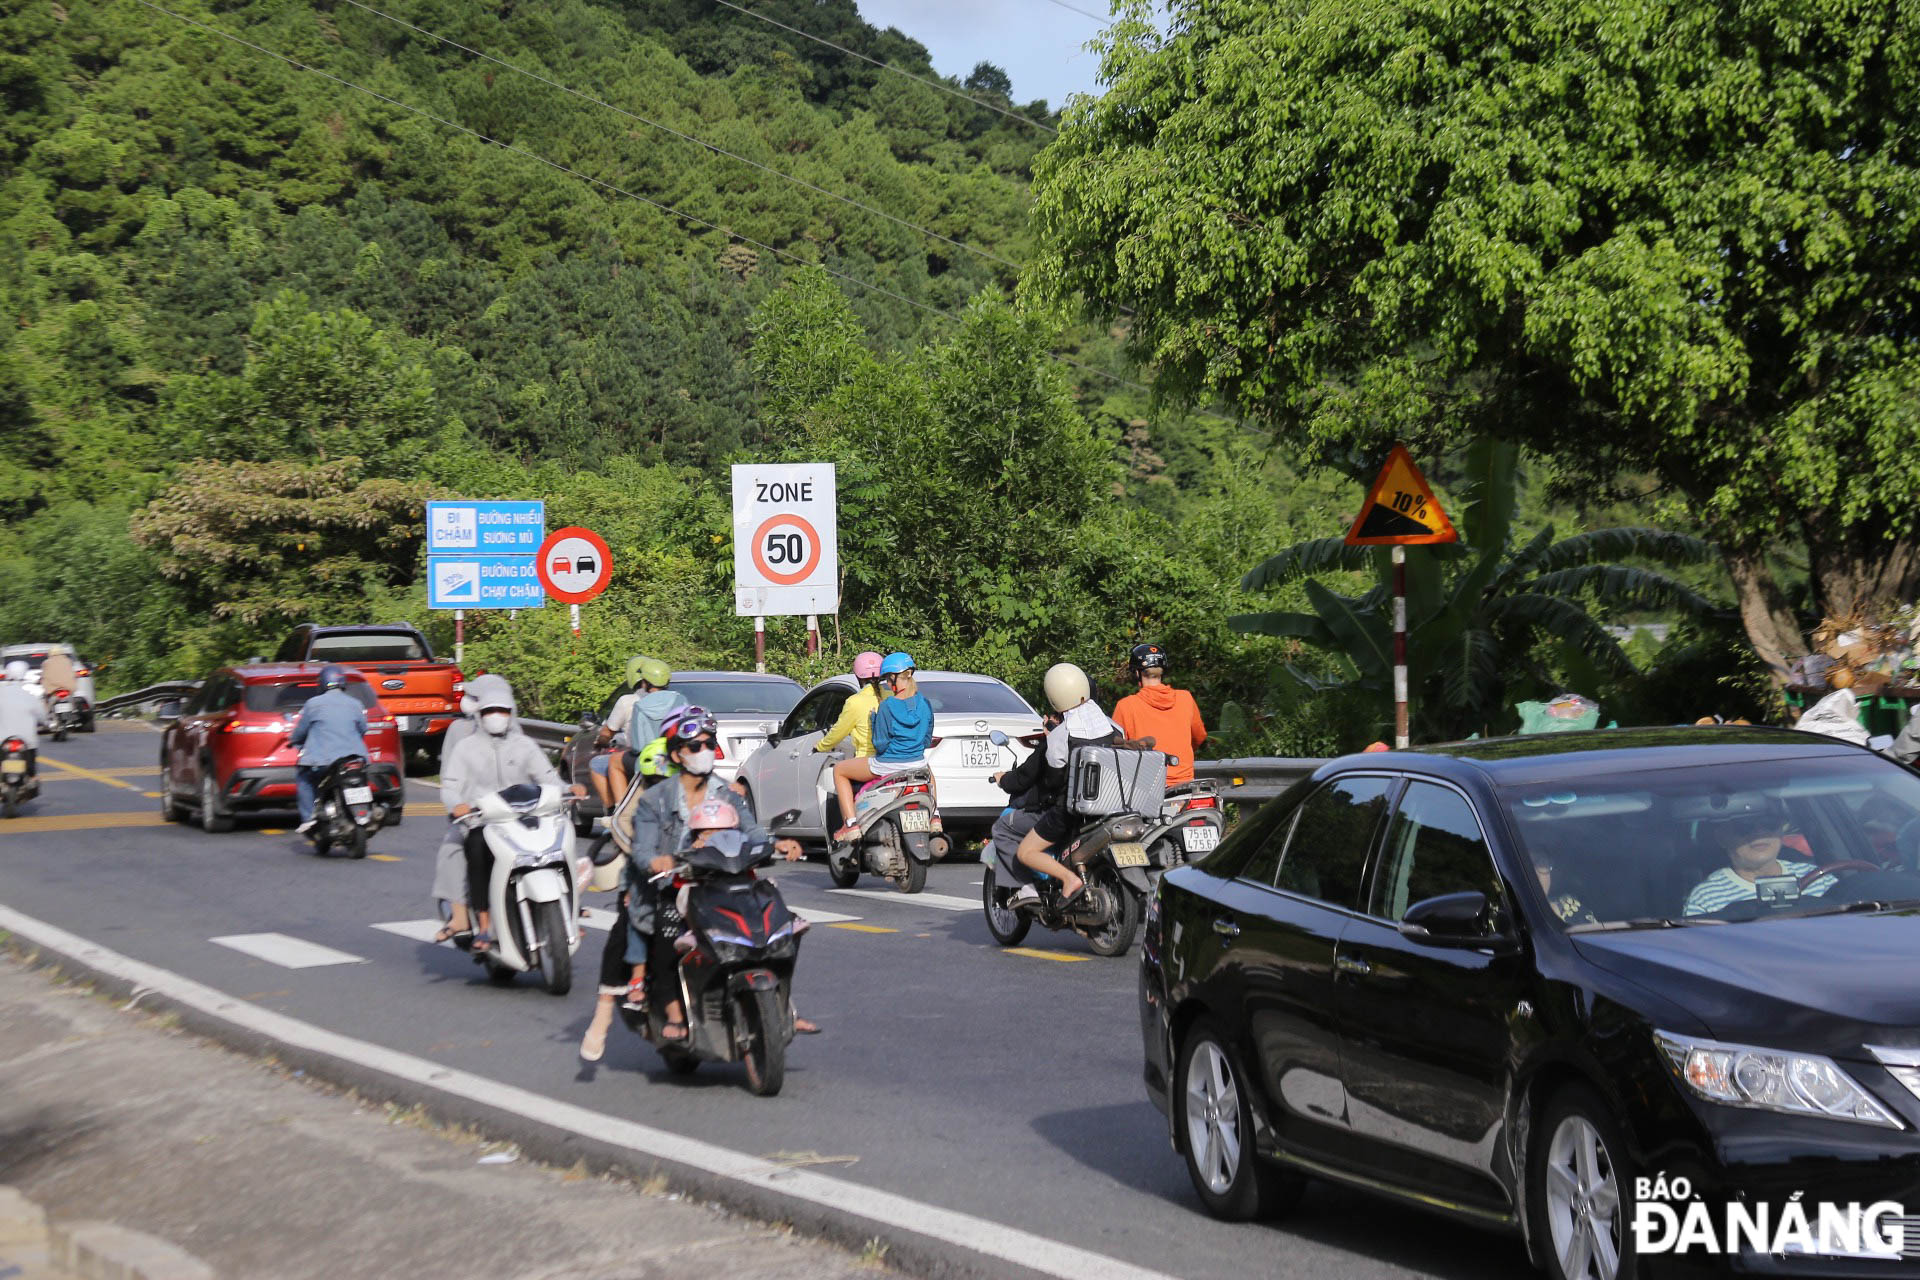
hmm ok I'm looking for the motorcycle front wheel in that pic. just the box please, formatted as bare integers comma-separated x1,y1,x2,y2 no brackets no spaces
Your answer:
535,899,572,996
1083,867,1142,958
981,866,1031,947
735,986,786,1096
346,826,368,859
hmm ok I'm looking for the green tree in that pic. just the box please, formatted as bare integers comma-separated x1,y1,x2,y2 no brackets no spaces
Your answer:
1232,441,1718,739
1030,0,1920,679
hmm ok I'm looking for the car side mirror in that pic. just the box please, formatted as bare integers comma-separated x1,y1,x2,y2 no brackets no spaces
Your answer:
1399,891,1515,951
766,730,781,745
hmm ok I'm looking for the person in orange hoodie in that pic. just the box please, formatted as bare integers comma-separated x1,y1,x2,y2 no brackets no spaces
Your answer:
1112,644,1207,784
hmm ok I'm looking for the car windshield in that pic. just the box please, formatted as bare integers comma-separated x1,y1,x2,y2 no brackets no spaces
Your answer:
672,680,802,716
1499,754,1920,929
7,654,47,669
309,634,428,662
245,681,379,713
915,677,1033,716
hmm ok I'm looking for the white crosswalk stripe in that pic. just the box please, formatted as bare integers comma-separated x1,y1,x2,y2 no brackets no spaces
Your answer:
370,919,446,943
790,905,862,924
829,888,976,912
210,933,366,968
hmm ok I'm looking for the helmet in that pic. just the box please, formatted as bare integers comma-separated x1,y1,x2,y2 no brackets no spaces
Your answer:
634,657,672,690
1042,662,1091,712
687,798,740,831
852,651,884,681
3,661,26,681
879,651,915,677
663,705,718,748
317,664,349,690
624,655,651,687
1129,643,1169,674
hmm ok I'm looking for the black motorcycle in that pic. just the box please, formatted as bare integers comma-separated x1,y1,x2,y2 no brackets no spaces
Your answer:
980,731,1160,957
620,810,806,1096
306,755,384,858
0,736,37,818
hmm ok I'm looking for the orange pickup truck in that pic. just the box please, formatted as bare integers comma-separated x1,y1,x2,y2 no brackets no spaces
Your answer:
272,624,464,754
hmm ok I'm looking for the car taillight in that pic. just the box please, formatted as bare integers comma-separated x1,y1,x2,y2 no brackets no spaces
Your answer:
451,676,465,695
929,736,943,747
3,738,22,751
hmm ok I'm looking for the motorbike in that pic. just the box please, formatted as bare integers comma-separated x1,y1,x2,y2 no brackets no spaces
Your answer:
464,783,582,995
1141,779,1225,874
305,755,386,859
828,761,947,894
619,809,807,1096
980,730,1159,957
45,689,79,743
0,736,37,818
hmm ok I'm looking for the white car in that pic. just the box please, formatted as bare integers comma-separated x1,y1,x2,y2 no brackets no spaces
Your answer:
2,643,98,729
736,671,1044,843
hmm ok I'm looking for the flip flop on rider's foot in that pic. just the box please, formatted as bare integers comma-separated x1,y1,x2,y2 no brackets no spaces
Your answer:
832,823,862,842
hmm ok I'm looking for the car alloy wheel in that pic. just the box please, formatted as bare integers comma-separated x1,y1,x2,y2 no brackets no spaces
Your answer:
1543,1109,1623,1280
1185,1038,1243,1197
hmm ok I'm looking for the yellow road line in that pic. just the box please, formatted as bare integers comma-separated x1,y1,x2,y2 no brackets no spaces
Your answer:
39,757,144,793
827,922,897,934
260,828,286,835
1002,947,1091,963
42,765,158,779
368,853,403,862
142,791,162,798
0,811,168,834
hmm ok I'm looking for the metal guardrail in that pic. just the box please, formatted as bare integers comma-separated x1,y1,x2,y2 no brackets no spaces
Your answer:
96,682,201,717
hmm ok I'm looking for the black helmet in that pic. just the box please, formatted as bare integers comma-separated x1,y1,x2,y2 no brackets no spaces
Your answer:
1129,643,1169,675
317,663,350,690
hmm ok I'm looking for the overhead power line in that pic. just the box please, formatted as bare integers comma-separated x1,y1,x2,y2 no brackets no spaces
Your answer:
136,2,1232,425
338,0,1022,274
707,0,1057,136
1039,0,1113,22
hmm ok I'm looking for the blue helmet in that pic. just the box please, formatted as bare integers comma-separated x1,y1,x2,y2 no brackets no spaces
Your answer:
879,651,915,677
317,664,349,690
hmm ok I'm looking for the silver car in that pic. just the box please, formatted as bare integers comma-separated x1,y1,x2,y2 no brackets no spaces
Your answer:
2,643,98,730
736,671,1043,843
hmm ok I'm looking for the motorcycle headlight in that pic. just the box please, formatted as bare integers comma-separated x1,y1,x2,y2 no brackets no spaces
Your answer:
1655,1031,1902,1128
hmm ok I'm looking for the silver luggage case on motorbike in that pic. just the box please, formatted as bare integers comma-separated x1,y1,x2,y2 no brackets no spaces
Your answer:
1067,746,1167,817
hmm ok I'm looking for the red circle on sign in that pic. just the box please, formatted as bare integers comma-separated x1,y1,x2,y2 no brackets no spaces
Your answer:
750,514,822,586
536,526,614,604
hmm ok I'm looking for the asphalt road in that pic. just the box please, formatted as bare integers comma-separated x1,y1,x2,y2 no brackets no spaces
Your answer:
0,722,1537,1280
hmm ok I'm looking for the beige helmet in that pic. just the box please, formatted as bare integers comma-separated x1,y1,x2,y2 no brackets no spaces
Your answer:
1042,662,1091,713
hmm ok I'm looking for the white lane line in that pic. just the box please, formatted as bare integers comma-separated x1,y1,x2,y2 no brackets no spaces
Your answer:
790,905,861,924
371,920,446,943
580,908,616,931
210,933,367,969
828,888,976,912
0,901,1177,1280
411,778,442,789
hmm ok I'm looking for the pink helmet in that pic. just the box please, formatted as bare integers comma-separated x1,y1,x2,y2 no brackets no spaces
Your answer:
852,651,883,681
688,798,740,831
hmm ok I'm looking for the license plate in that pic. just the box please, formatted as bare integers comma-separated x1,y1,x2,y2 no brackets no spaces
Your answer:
961,738,998,769
1,760,25,776
1183,825,1221,852
397,716,421,732
343,786,374,804
899,808,932,833
1111,842,1148,868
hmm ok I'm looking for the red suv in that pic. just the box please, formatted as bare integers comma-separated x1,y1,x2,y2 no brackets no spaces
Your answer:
159,664,405,832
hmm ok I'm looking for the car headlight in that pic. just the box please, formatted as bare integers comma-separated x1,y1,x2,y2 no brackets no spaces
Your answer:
1655,1031,1903,1129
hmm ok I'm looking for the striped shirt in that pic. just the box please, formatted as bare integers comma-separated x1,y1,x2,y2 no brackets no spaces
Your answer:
1684,861,1836,916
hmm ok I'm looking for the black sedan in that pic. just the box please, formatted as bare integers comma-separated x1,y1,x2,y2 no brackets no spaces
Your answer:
1140,727,1920,1279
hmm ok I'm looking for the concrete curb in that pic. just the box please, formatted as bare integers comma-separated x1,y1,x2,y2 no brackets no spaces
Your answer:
0,910,1173,1280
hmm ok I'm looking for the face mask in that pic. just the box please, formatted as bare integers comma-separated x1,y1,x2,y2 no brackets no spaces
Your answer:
481,711,511,735
681,748,716,776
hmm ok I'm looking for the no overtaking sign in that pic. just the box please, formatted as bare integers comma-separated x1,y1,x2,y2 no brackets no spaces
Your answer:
732,463,837,616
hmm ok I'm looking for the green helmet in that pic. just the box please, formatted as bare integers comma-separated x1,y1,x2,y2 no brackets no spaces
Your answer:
635,735,673,778
626,655,672,689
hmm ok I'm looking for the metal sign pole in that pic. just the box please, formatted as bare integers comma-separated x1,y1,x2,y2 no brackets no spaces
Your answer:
569,603,581,638
754,615,766,674
454,609,464,669
805,614,819,657
1393,546,1410,749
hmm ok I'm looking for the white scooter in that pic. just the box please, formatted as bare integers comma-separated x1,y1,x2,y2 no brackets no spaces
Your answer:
463,783,582,995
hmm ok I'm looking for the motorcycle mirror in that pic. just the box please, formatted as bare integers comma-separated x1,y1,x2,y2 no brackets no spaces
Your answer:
988,730,1009,746
769,807,802,829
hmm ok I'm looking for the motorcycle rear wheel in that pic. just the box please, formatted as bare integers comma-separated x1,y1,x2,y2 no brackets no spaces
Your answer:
346,826,368,859
736,986,786,1097
827,852,860,888
535,899,572,996
1083,867,1142,958
981,866,1031,947
901,850,927,895
2,795,16,820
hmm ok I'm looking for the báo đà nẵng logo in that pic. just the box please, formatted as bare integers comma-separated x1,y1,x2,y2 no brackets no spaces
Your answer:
1632,1175,1907,1259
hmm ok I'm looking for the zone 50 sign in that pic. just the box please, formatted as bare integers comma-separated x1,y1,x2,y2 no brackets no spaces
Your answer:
732,463,838,616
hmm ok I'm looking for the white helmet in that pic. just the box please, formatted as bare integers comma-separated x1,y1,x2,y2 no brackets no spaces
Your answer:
1042,662,1091,713
3,661,27,682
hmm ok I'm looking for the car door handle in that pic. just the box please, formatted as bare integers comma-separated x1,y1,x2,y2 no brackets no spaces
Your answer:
1211,917,1240,939
1335,954,1372,977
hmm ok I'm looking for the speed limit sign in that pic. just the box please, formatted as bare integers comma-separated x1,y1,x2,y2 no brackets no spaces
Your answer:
732,464,837,615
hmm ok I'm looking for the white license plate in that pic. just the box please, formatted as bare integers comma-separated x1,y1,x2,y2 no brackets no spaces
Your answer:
343,786,374,805
1111,842,1149,868
1183,825,1221,852
899,808,932,832
961,738,998,769
1,760,25,776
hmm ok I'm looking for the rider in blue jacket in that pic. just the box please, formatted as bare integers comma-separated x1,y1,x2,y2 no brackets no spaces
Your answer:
289,664,370,835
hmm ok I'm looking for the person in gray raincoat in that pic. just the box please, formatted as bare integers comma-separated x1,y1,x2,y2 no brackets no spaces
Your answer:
441,674,579,951
429,693,480,944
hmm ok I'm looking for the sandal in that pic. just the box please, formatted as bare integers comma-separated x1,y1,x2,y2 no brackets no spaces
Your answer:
1058,883,1089,912
794,1017,822,1035
579,1021,608,1062
659,1020,690,1042
470,931,494,955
